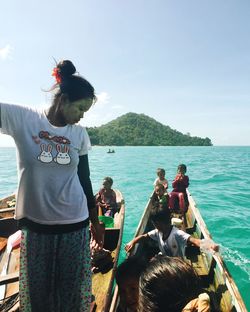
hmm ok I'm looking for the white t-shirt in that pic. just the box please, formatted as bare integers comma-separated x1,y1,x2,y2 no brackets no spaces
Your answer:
153,178,168,188
148,226,190,257
0,103,91,224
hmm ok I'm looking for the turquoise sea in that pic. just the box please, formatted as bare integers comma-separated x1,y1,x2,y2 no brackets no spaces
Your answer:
0,146,250,310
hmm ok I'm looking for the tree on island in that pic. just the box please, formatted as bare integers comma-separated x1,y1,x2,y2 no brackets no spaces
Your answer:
87,113,212,146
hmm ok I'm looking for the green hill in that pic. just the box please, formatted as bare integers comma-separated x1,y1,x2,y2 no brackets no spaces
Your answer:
87,112,212,146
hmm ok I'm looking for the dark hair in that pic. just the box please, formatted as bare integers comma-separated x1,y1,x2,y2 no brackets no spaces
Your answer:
157,168,165,175
139,255,201,312
52,60,96,105
103,176,113,186
150,203,171,225
116,256,147,286
154,184,165,192
178,164,187,173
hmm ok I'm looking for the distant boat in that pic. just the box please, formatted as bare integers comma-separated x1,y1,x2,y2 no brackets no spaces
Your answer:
107,149,115,154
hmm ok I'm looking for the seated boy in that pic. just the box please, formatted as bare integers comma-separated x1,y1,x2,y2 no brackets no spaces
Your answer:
115,256,147,312
152,183,169,209
95,177,118,217
153,168,168,190
125,204,218,257
139,255,210,312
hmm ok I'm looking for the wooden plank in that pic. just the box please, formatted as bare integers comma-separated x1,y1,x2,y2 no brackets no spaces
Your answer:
0,272,19,286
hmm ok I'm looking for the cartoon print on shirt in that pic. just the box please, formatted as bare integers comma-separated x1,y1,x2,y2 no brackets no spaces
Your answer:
32,135,41,144
39,130,71,145
37,143,53,163
54,144,71,165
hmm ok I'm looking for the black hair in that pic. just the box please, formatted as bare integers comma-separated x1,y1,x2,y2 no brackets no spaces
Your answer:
154,184,165,192
103,176,113,186
178,164,187,173
116,256,147,286
156,168,165,175
150,203,171,225
139,255,201,312
52,59,96,106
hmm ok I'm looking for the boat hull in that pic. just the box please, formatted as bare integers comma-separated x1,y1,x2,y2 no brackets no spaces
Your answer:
110,190,247,312
0,190,125,312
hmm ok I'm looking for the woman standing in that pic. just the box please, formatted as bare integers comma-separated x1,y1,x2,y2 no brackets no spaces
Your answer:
0,60,101,311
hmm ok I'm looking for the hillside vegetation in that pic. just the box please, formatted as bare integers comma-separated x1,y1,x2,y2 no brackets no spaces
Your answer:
87,113,212,146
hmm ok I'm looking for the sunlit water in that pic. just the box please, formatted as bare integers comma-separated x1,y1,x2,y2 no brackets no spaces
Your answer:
0,146,249,309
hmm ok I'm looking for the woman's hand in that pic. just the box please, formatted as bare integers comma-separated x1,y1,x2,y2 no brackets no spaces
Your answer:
91,222,104,249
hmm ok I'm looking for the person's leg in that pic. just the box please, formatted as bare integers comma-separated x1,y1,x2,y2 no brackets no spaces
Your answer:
178,193,186,212
169,192,179,212
19,229,58,312
57,227,91,312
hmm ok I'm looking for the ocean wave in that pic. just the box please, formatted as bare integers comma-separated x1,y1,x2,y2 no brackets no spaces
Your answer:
221,245,250,281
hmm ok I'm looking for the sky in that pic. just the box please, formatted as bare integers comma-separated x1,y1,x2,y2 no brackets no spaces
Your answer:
1,0,250,146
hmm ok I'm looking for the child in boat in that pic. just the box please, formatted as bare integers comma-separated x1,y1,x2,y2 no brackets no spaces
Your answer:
152,183,169,209
169,164,189,214
115,256,147,312
95,177,118,217
153,168,168,191
125,204,218,257
138,255,210,312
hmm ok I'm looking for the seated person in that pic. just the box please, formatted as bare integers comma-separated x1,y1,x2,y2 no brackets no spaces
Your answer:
152,183,169,209
139,255,210,312
169,164,189,214
153,168,168,191
115,256,147,312
125,204,218,258
95,177,118,217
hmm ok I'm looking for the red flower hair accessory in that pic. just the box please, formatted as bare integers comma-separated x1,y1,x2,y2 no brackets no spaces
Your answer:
52,67,62,84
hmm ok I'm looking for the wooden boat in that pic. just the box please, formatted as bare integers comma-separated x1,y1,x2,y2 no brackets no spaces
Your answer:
92,189,125,312
0,194,19,312
0,190,125,312
109,190,247,312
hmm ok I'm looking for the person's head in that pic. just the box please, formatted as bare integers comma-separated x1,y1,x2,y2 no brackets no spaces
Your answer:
178,164,187,175
138,255,201,312
116,256,147,312
102,177,113,190
150,203,171,233
50,60,96,125
156,168,165,180
154,184,165,197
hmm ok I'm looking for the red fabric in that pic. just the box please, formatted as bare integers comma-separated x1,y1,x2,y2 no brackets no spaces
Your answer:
172,175,189,192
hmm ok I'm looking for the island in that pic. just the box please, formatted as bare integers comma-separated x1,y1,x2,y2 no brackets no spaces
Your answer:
87,113,212,146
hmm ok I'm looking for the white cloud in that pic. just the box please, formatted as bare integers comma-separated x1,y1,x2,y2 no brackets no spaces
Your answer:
95,92,110,107
0,44,13,60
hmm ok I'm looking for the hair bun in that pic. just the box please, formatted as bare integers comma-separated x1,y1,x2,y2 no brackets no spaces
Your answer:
57,60,76,78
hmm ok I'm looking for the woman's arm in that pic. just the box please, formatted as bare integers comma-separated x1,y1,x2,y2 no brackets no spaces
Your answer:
78,154,102,244
77,154,95,212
